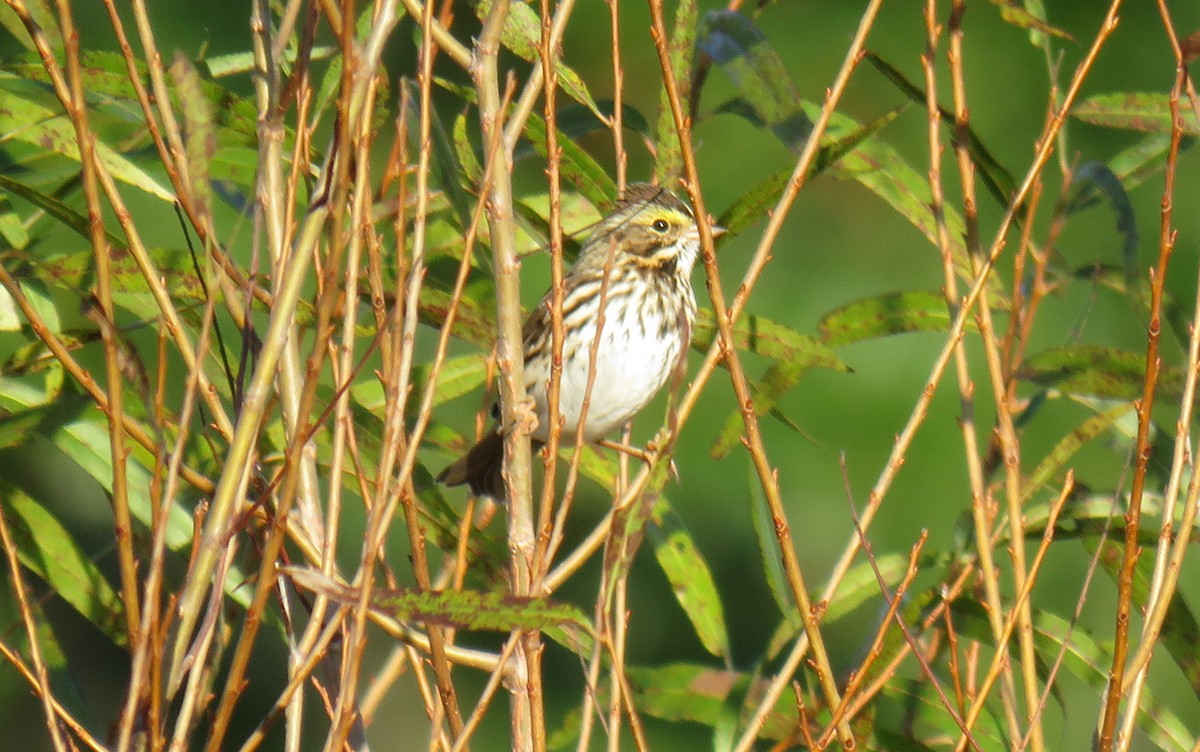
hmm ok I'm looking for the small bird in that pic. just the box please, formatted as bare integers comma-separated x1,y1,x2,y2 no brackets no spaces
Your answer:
437,182,720,497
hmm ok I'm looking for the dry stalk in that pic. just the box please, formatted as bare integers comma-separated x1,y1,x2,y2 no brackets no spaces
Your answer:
814,0,1123,669
954,474,1075,751
1114,5,1200,748
929,1,1024,736
533,0,566,580
1098,8,1185,749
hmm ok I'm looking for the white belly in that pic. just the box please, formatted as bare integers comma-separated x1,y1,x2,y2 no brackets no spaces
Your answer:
528,296,683,443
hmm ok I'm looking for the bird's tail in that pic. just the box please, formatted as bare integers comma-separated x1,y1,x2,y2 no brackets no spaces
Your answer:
436,430,506,498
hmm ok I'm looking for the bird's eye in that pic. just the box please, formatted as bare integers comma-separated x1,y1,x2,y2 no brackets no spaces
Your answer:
651,219,670,233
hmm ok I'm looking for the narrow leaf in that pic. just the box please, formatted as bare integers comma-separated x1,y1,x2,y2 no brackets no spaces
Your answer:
291,569,591,634
169,54,215,220
819,290,972,348
654,0,700,180
710,360,810,459
626,662,803,742
694,309,848,371
696,11,812,153
987,1,1073,40
747,461,791,617
406,80,473,230
1020,401,1134,503
716,107,905,236
1018,345,1183,401
1072,92,1200,135
647,496,731,660
4,486,126,646
0,173,124,248
865,51,1016,206
522,112,617,211
474,0,604,120
0,83,175,201
1065,162,1139,280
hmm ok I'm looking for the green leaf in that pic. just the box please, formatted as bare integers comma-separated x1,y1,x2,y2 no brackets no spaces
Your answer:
647,496,730,660
694,309,848,371
203,45,338,78
748,461,790,619
1064,162,1139,280
825,109,986,292
876,673,1008,750
20,247,208,324
351,354,488,416
292,570,592,634
1078,264,1190,348
987,0,1073,41
1105,132,1179,194
0,283,17,331
695,310,846,458
694,309,847,458
1072,92,1200,135
691,13,988,289
764,553,923,660
442,586,582,638
654,0,700,181
8,51,260,145
716,107,906,236
474,0,604,120
626,662,802,742
406,80,473,230
717,169,791,237
419,286,496,347
453,111,483,183
522,112,617,211
949,596,1191,750
0,173,125,248
1018,0,1054,48
556,101,651,142
709,359,811,458
696,11,812,153
0,378,209,566
0,79,175,201
0,2,61,54
0,392,90,450
0,190,29,249
1033,602,1192,751
864,52,1016,207
818,290,972,348
4,485,126,646
515,101,652,164
1020,401,1134,503
169,54,215,220
1018,345,1183,401
0,275,65,337
1082,534,1200,702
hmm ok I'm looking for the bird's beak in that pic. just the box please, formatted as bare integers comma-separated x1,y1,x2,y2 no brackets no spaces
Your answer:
710,224,727,239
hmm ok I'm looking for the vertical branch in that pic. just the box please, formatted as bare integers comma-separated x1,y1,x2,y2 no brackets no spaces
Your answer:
646,0,855,746
534,0,565,578
953,475,1076,751
472,3,541,749
474,0,533,577
51,0,140,644
607,0,627,191
1118,9,1200,741
339,0,470,746
814,0,1123,633
940,0,1024,740
0,505,69,752
1096,23,1183,752
251,0,326,554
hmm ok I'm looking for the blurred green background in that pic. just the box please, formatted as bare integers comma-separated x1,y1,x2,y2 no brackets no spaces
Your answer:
2,1,1200,750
